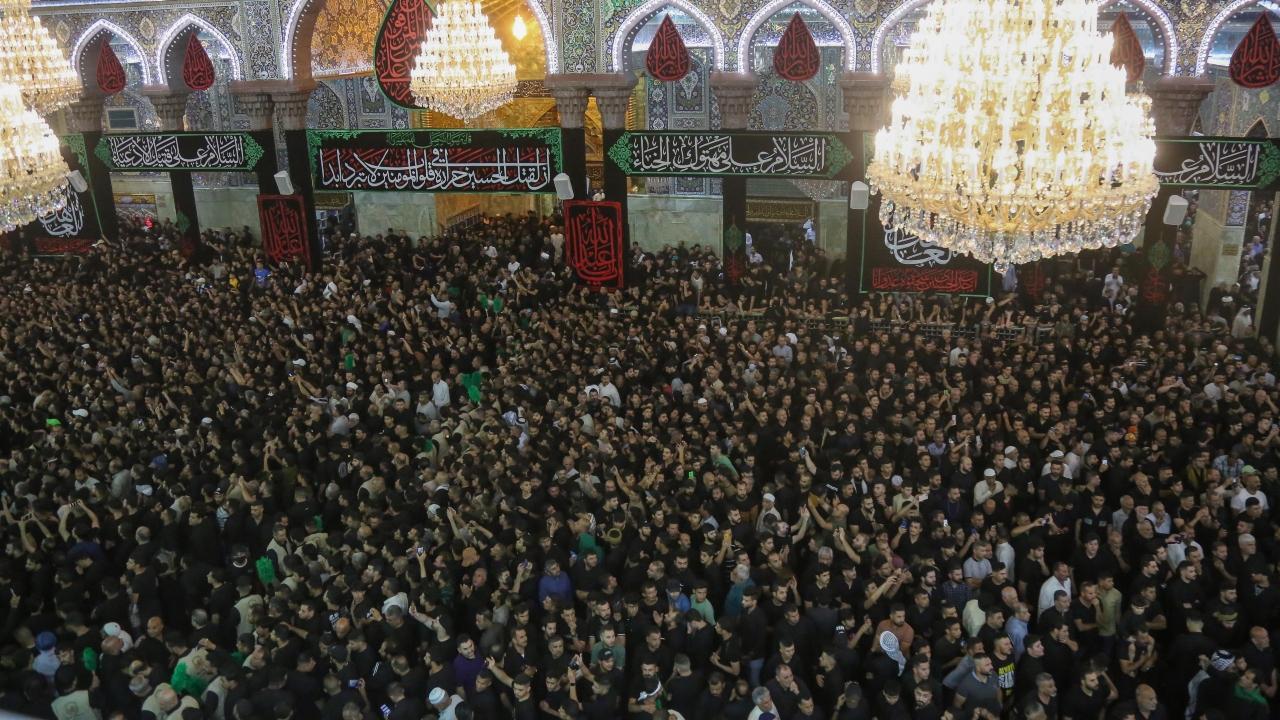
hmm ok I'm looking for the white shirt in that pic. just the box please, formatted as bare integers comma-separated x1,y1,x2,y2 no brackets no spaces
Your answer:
1038,576,1073,615
437,695,463,720
1231,487,1269,513
599,381,622,408
432,379,451,408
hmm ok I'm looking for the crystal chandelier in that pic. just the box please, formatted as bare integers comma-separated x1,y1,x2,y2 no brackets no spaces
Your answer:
0,81,68,232
867,0,1158,270
0,0,80,113
410,0,517,120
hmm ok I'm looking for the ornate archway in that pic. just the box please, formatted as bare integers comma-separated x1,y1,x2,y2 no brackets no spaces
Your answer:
71,20,153,87
610,0,726,72
154,14,243,88
1195,0,1279,76
736,0,856,73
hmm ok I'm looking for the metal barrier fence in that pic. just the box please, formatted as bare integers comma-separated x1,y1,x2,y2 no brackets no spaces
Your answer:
694,312,1042,341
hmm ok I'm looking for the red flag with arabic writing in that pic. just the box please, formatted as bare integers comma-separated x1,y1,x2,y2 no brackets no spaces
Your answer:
773,13,819,82
1109,13,1145,83
646,15,691,82
96,40,126,94
1229,14,1280,88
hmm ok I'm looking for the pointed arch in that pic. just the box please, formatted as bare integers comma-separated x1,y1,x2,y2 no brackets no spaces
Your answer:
737,0,856,73
155,13,243,86
610,0,727,72
1195,0,1278,75
870,0,1176,74
282,0,558,82
1246,118,1270,137
71,19,153,86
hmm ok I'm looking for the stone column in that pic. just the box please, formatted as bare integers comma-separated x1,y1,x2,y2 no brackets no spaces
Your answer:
840,72,891,135
230,81,282,194
1140,77,1217,325
592,74,638,267
840,72,891,293
267,81,316,132
710,72,757,267
709,72,756,130
261,81,320,268
64,98,105,134
140,86,191,131
592,74,637,202
1146,76,1216,137
230,82,277,131
139,86,200,244
63,97,116,240
1256,191,1280,341
544,75,591,200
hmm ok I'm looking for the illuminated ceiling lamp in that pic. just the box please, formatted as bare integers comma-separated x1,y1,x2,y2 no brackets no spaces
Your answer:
409,0,517,121
867,0,1158,271
512,14,527,41
0,0,81,112
0,81,69,231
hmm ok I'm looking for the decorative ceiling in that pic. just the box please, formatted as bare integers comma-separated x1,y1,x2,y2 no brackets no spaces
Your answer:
312,0,389,78
311,0,545,79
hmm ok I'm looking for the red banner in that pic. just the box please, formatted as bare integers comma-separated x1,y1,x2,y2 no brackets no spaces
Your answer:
773,13,819,81
182,34,216,91
96,40,126,94
564,200,624,288
257,195,310,266
34,238,94,255
1109,13,1145,83
870,267,978,293
373,0,433,108
1229,14,1280,88
645,15,691,82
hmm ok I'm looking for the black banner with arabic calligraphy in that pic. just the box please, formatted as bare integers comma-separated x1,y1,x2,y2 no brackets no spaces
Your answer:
308,129,563,193
607,131,855,179
858,196,993,297
564,200,625,289
1153,136,1280,190
94,133,265,172
257,195,311,266
2,135,104,254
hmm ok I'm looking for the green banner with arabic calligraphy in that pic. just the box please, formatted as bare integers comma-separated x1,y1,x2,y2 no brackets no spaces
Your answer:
607,131,855,179
94,132,264,172
1154,136,1280,190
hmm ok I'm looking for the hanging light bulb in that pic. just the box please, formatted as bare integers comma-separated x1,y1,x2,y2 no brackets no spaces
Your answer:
512,14,527,41
0,81,69,232
0,0,81,113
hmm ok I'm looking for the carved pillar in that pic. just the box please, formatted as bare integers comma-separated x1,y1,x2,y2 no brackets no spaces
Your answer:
63,97,116,241
709,72,756,130
1139,77,1217,328
263,81,320,269
139,86,200,245
230,82,277,131
710,72,757,268
230,81,282,195
1146,76,1216,137
841,72,892,292
64,98,105,134
592,74,638,267
545,75,591,200
268,82,316,132
140,86,191,131
840,72,891,135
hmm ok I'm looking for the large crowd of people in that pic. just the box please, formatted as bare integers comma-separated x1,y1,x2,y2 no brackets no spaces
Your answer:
0,212,1276,720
